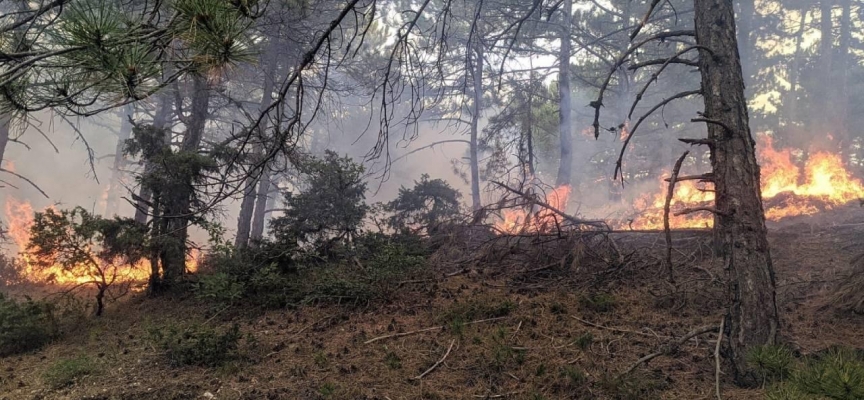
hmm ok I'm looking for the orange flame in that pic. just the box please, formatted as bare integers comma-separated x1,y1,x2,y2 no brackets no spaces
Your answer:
626,136,864,229
3,197,200,286
496,185,572,234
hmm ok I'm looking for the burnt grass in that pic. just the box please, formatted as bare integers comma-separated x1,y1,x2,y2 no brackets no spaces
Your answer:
2,208,864,400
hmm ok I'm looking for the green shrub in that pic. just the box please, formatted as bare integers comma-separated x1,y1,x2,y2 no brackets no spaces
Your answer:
43,355,95,389
579,293,616,313
0,292,57,356
148,323,244,367
793,347,864,400
765,383,811,400
747,344,794,383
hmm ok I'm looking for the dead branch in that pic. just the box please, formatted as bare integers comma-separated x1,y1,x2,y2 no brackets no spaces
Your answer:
674,207,727,217
628,57,698,69
573,316,670,339
628,46,709,120
614,89,702,181
363,317,507,344
0,168,49,198
591,30,696,138
630,0,664,40
664,151,689,284
491,181,608,228
413,339,456,380
691,117,733,134
715,317,725,400
665,173,713,183
679,137,715,146
620,324,718,376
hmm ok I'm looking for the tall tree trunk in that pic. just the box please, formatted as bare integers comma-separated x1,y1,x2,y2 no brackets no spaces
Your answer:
0,115,9,168
236,38,279,248
695,0,779,387
556,0,573,187
250,173,273,243
815,0,834,151
786,9,807,125
836,0,851,152
134,93,172,224
469,43,483,211
161,76,211,284
106,104,134,216
525,71,535,177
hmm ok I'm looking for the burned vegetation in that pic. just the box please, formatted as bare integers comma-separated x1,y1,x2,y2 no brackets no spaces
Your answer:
2,0,864,399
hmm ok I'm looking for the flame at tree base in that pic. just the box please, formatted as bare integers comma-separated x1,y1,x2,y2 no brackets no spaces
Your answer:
3,197,199,287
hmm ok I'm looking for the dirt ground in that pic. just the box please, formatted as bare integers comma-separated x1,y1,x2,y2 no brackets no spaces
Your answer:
2,211,863,400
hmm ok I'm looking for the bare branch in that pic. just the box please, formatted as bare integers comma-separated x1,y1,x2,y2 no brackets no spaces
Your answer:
614,90,701,181
664,151,689,284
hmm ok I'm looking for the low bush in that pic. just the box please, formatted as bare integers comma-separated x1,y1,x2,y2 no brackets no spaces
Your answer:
762,346,864,400
43,355,95,389
148,323,246,367
747,344,794,383
0,292,57,356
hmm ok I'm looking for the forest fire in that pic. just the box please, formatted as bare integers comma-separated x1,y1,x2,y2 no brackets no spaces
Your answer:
3,197,198,286
627,136,864,230
496,185,572,234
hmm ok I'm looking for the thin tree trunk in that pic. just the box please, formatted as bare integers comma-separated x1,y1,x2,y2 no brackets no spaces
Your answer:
106,104,134,216
161,76,211,283
134,93,172,224
786,9,807,123
836,0,850,152
556,0,573,187
250,172,272,243
0,115,9,168
695,0,779,387
816,0,834,147
236,38,280,248
468,43,483,211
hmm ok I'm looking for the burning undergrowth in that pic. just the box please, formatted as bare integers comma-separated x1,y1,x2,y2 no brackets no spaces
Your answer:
488,135,864,235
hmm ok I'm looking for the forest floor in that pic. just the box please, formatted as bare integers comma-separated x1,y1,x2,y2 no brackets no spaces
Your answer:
2,208,864,400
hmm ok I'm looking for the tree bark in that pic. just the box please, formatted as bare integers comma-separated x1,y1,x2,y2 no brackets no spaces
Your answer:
250,172,273,243
556,0,573,187
0,115,9,168
106,104,134,216
469,43,483,211
836,0,850,151
161,75,211,283
134,92,172,224
236,38,279,248
694,0,779,387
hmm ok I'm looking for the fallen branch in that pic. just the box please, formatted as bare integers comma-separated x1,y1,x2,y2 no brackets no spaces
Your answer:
715,317,725,400
573,316,669,339
620,324,718,377
413,339,456,380
364,317,507,344
664,151,689,284
492,181,608,229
